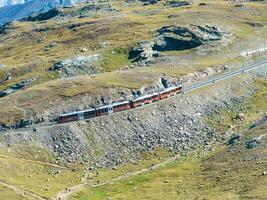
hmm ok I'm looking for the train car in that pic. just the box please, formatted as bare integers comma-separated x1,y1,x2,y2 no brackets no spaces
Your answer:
58,85,183,124
131,94,154,108
83,108,96,119
96,105,113,116
58,112,79,123
159,89,172,99
175,85,183,93
151,93,160,102
112,101,131,113
159,85,182,99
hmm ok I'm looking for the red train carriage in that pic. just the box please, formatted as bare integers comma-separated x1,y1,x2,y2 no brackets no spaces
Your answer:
84,108,96,119
131,94,154,108
112,101,131,113
151,93,160,102
159,86,182,99
175,85,183,93
96,105,113,116
58,85,183,123
159,90,172,99
58,112,79,123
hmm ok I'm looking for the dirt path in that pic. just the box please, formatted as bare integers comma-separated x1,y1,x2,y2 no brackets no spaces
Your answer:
0,181,47,200
53,155,180,200
0,154,68,169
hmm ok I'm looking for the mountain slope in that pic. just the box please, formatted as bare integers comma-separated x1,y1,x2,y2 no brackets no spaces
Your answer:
0,0,89,25
0,0,31,8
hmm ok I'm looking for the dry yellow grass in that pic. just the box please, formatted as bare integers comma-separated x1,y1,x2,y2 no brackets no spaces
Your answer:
0,0,267,125
0,147,83,199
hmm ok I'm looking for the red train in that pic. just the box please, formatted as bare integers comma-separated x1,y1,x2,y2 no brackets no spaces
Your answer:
58,85,183,123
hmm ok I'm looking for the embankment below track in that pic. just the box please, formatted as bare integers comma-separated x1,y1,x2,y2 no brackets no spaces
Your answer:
0,67,266,168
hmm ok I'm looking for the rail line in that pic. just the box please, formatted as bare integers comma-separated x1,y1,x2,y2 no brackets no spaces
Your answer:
1,59,266,133
183,59,267,93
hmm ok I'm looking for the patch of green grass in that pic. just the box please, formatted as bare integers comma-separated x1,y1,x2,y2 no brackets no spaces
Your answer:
87,147,172,185
100,48,131,72
71,121,267,200
0,185,29,200
0,151,83,199
207,78,267,133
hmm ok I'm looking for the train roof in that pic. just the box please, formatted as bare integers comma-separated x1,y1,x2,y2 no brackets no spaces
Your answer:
59,108,95,117
133,85,182,101
132,93,158,101
59,111,79,117
111,100,130,107
160,85,182,93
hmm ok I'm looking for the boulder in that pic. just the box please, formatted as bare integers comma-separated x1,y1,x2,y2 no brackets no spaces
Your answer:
128,42,159,64
128,24,225,64
166,1,190,7
141,0,160,6
153,25,224,51
21,8,61,22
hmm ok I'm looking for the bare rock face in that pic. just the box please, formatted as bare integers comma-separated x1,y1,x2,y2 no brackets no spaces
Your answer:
129,24,225,64
128,42,159,64
166,1,190,7
153,25,225,51
21,8,62,22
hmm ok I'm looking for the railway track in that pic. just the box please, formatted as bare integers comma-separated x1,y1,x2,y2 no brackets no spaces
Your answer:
183,59,267,93
1,59,266,133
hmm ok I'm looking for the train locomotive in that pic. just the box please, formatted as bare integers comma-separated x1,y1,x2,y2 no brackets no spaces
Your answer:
58,85,183,123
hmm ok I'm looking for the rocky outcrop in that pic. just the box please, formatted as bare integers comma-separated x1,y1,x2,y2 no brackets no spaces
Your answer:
153,25,225,51
128,42,159,64
49,54,100,78
21,8,61,21
129,24,225,64
0,22,11,34
0,77,36,98
246,21,264,28
144,0,160,5
165,1,190,7
74,3,117,16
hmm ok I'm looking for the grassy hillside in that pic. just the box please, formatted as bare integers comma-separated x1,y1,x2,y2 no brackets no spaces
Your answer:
0,0,267,125
0,185,30,200
71,119,267,200
0,1,267,199
69,78,267,200
71,109,267,200
0,146,84,199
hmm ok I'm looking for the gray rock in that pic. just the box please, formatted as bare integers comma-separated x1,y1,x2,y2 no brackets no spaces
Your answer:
128,42,159,65
153,25,225,51
49,54,100,77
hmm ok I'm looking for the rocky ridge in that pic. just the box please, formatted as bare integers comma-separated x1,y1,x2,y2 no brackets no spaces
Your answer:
129,24,226,65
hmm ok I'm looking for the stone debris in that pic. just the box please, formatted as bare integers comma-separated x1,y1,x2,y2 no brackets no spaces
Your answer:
0,77,37,97
49,54,100,77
